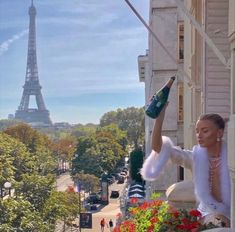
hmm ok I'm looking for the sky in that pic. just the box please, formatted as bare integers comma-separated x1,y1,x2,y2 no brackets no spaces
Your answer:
0,0,148,125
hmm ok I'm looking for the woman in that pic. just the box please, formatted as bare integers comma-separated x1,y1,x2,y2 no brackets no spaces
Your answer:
141,104,231,226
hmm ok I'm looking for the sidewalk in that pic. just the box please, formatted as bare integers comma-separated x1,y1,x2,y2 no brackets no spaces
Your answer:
55,173,124,232
82,190,122,232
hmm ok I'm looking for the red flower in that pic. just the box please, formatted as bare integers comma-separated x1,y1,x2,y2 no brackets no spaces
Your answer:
120,220,136,232
189,209,202,218
147,224,154,232
151,209,158,215
150,217,158,224
182,217,190,225
115,195,216,231
172,210,180,218
151,199,163,207
139,201,150,210
130,197,138,204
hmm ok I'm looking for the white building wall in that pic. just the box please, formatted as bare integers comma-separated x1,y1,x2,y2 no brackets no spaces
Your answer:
228,0,235,226
141,0,185,193
180,0,235,227
204,0,230,119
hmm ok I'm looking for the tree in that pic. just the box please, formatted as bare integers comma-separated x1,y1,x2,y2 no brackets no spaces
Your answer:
99,111,119,126
71,124,97,138
0,130,80,231
51,136,77,173
129,148,144,183
4,124,57,175
0,119,22,131
72,172,100,193
0,198,51,232
0,132,33,186
15,173,55,211
100,107,145,149
97,123,128,150
42,191,81,228
72,129,125,177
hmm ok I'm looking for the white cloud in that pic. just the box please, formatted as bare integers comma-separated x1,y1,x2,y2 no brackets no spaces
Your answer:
0,29,28,56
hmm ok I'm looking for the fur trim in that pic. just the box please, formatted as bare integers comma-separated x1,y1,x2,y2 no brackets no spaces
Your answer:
141,136,174,181
193,142,231,219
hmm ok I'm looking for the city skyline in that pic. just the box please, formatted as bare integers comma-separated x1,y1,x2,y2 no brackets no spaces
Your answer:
0,0,148,124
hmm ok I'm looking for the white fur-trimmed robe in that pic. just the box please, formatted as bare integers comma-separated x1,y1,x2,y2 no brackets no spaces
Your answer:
141,136,231,219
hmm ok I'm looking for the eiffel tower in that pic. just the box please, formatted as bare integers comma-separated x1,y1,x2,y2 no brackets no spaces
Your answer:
15,0,52,125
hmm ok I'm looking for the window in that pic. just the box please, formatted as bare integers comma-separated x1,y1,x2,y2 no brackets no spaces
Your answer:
179,166,184,181
178,83,184,122
178,23,184,62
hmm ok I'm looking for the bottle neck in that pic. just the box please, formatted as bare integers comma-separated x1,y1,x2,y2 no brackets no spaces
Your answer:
166,76,175,88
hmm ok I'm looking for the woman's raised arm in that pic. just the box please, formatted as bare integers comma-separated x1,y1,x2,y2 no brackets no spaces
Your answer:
151,103,168,152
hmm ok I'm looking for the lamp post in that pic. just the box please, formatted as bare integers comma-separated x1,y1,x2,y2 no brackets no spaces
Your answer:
0,185,3,198
0,181,12,198
4,181,12,196
76,181,82,232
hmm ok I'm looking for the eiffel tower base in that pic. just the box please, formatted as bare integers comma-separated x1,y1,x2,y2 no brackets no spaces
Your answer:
15,109,52,126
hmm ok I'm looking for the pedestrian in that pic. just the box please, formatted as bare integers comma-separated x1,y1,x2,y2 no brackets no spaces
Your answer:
108,219,114,231
100,218,105,232
141,104,231,227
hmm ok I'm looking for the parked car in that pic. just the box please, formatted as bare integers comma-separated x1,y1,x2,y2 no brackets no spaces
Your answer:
122,168,128,174
110,173,119,179
117,175,125,184
107,175,115,184
86,193,101,204
110,190,120,198
90,204,98,210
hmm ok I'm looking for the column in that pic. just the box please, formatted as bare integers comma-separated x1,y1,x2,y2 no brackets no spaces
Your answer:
228,0,235,227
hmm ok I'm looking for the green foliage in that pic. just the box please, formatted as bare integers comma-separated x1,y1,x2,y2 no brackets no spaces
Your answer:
42,191,81,225
0,119,22,131
0,125,83,231
71,124,97,138
3,124,57,175
0,106,145,230
0,198,51,232
129,148,144,183
115,196,219,232
100,107,144,149
51,136,77,169
4,123,51,153
15,173,55,211
0,132,34,185
72,128,126,177
97,123,128,150
72,172,100,193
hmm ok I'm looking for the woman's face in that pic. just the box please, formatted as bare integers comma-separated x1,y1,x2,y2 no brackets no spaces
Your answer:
195,119,223,148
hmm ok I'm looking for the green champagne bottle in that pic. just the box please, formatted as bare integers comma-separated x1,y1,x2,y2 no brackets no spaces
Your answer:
145,76,175,119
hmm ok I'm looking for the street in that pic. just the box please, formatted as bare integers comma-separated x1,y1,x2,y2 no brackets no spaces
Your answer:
55,173,126,232
56,172,74,192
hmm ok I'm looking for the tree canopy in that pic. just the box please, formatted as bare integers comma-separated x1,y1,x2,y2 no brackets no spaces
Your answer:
71,126,126,177
0,130,80,231
100,107,144,149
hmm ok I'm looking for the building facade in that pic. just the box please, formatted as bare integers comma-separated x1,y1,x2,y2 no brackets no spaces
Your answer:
182,0,235,226
139,0,235,226
138,0,185,195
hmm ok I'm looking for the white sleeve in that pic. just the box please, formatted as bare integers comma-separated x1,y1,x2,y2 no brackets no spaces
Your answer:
170,146,193,170
199,195,230,219
141,136,193,181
